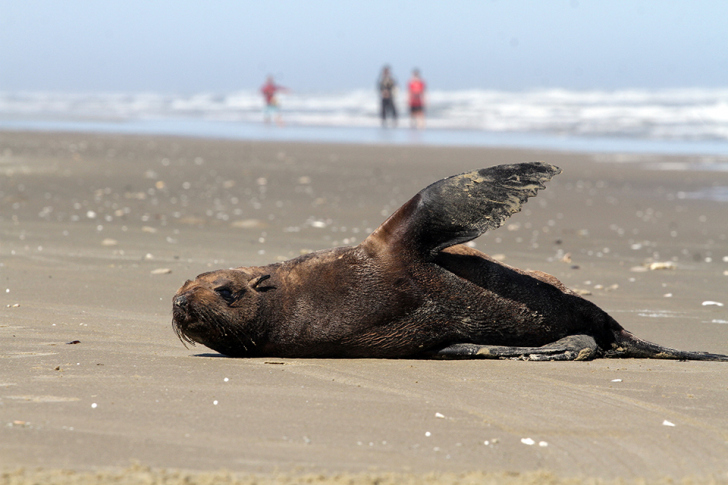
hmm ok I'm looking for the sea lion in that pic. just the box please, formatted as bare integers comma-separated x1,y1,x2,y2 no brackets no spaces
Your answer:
172,162,728,361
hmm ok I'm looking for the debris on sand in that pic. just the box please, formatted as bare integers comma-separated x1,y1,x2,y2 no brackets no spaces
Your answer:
648,261,676,271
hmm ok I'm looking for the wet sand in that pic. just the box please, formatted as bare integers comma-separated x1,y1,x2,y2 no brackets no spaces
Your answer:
1,131,727,483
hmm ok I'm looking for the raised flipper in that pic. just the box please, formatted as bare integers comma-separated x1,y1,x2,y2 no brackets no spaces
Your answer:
430,335,601,361
364,162,562,259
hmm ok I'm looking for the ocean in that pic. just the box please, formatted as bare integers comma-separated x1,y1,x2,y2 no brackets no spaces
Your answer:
1,88,728,156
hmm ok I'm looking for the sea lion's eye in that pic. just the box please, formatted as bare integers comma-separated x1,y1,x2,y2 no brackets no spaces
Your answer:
215,287,235,303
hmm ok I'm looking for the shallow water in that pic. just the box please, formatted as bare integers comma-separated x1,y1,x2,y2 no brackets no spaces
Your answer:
2,87,728,156
2,118,728,157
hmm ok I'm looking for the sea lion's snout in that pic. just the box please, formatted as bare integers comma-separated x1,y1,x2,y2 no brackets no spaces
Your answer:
173,294,187,310
172,287,199,347
172,282,202,332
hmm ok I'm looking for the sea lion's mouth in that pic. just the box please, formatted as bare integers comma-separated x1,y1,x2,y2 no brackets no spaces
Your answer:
172,295,191,326
172,313,196,346
172,293,203,346
171,295,256,355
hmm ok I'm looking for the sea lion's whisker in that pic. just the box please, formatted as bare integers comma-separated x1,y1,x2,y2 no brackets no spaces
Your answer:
203,305,253,353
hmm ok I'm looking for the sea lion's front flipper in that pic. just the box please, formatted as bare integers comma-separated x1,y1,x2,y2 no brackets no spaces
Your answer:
430,335,600,361
365,162,561,259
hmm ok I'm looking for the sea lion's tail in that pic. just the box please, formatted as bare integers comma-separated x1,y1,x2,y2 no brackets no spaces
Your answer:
607,326,728,361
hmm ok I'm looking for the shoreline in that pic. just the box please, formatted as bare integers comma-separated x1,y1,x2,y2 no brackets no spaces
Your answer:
1,130,727,482
2,119,728,158
3,85,728,156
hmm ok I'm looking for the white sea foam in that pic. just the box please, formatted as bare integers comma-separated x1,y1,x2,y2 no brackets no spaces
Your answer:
2,88,728,142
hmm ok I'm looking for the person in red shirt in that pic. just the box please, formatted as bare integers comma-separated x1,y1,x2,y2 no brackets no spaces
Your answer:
408,69,426,129
261,76,288,125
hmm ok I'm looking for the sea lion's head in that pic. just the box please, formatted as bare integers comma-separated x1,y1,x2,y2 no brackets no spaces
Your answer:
172,269,273,356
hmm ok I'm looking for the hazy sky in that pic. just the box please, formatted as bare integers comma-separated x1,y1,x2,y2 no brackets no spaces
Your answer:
1,0,726,93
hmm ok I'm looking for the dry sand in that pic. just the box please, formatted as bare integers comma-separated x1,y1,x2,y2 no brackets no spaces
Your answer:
1,131,727,484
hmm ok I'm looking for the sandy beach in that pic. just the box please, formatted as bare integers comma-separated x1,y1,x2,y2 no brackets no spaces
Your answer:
1,131,728,484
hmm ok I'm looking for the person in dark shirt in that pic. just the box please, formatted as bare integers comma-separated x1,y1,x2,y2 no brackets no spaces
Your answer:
377,65,398,127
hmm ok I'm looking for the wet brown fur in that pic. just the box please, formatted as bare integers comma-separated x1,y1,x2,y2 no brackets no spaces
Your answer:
172,163,728,361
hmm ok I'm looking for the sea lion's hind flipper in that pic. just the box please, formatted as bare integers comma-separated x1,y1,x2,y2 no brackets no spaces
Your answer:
429,335,600,361
367,162,561,258
607,329,728,361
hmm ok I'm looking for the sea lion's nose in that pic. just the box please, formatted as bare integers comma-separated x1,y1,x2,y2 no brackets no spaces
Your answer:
173,294,187,309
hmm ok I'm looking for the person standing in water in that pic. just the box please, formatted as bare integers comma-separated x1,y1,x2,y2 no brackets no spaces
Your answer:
261,76,288,125
377,65,398,127
408,69,426,129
